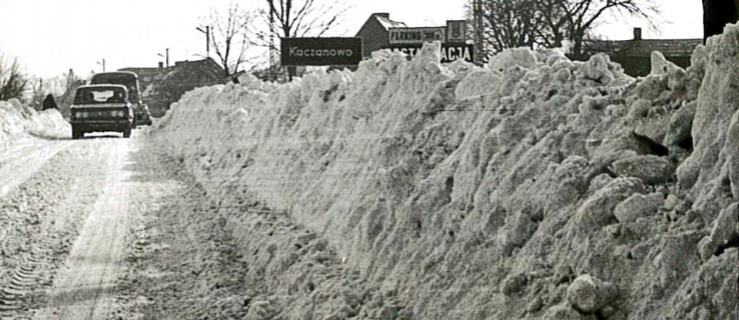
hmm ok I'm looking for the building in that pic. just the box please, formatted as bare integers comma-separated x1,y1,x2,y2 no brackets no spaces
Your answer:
355,13,472,63
143,58,226,117
120,58,226,117
355,13,407,59
577,28,701,77
118,64,168,93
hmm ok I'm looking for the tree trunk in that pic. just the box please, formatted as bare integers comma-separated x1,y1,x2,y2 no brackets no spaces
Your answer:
703,0,739,43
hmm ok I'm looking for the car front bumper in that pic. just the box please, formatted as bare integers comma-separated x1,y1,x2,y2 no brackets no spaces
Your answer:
70,120,133,132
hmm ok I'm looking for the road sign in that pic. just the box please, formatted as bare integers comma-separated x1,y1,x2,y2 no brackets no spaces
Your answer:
383,43,475,63
388,27,446,44
281,37,363,66
446,20,467,43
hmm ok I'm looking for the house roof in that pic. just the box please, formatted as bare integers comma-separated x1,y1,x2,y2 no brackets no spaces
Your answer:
355,13,406,37
584,38,702,57
376,15,406,30
118,67,165,79
168,58,225,81
151,58,225,92
120,58,225,80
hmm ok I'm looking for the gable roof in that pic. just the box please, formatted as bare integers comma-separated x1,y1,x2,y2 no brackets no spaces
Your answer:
118,67,163,78
145,57,226,97
171,58,225,80
584,38,702,57
376,15,406,30
355,13,406,37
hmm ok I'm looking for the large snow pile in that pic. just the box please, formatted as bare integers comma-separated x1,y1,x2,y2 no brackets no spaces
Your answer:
0,99,69,151
152,25,738,319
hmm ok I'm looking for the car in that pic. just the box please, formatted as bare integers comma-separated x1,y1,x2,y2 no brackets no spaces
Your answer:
90,71,153,127
69,84,134,139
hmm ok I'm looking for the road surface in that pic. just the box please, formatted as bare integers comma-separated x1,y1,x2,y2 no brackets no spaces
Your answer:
0,131,198,320
0,128,271,320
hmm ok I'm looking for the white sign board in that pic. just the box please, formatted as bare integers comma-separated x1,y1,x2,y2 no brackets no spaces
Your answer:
388,27,446,44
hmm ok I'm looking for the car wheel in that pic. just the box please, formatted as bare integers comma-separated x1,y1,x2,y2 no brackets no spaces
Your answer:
123,127,132,138
72,126,83,139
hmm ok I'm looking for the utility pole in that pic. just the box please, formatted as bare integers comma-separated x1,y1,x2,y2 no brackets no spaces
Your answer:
157,48,170,68
269,1,276,81
67,68,75,89
206,26,210,58
473,0,484,66
196,26,211,58
97,58,106,72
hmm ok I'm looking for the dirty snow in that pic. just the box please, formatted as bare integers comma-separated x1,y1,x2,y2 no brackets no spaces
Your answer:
0,98,69,151
151,24,739,319
0,142,117,318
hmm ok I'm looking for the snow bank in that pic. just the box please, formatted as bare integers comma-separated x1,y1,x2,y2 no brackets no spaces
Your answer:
153,28,738,319
0,99,69,150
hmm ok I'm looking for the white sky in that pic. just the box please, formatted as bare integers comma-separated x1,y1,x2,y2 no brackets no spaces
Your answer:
0,0,702,78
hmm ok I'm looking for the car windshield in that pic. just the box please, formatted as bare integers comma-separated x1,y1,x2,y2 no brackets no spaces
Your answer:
74,87,127,104
91,74,140,101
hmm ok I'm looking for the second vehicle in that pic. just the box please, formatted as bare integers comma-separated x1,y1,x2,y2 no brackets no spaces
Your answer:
90,71,153,127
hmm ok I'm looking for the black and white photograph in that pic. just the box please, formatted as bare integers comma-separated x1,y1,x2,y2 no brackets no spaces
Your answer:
0,0,737,319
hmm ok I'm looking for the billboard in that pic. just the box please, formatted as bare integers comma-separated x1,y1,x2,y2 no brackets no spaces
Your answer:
388,27,446,44
281,37,363,66
383,44,474,63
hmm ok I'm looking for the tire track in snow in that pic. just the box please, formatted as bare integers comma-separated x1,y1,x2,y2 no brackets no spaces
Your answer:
0,139,113,319
32,138,133,320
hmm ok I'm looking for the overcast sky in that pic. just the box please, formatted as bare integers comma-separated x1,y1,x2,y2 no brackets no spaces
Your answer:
0,0,703,78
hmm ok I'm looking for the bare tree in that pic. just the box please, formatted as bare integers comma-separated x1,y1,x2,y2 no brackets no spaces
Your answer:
264,0,346,39
204,3,256,76
0,55,28,101
555,0,658,55
56,69,85,118
482,0,543,52
250,0,347,45
702,0,739,42
28,75,68,110
534,0,570,48
474,0,658,59
247,0,348,80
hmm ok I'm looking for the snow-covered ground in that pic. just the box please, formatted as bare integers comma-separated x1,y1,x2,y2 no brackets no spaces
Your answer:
151,25,739,319
0,98,69,151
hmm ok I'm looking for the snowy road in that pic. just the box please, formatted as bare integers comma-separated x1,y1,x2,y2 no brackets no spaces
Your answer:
31,135,132,320
0,130,214,319
0,137,71,198
0,129,266,319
